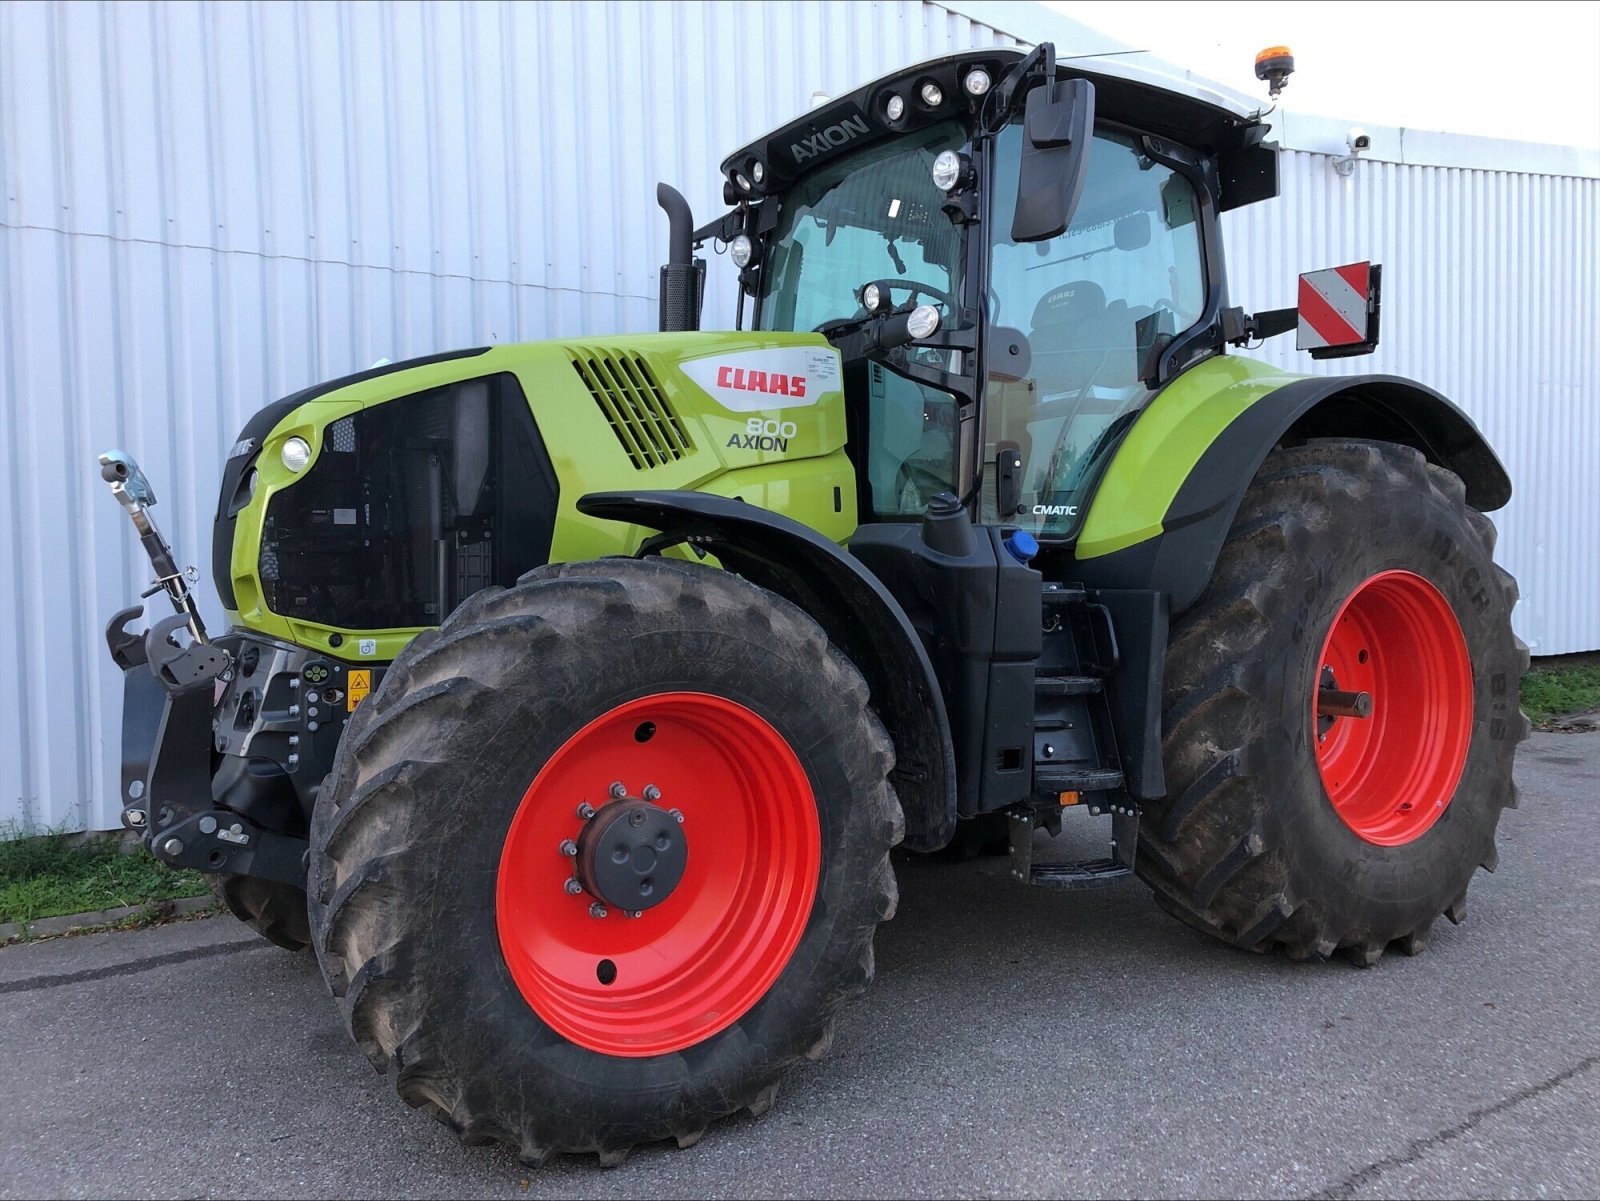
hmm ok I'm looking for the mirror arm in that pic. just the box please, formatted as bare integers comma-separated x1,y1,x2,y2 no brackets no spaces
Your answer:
1221,305,1298,346
989,42,1058,128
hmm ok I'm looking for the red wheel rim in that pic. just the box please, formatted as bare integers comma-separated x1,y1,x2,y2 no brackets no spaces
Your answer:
1313,570,1473,846
496,692,820,1057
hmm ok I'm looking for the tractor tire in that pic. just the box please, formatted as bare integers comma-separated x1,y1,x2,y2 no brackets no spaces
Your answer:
205,873,310,951
306,557,902,1165
1138,439,1529,965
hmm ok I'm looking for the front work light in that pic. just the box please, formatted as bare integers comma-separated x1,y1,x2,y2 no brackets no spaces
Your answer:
281,437,312,473
885,93,905,121
907,305,941,340
964,68,992,96
920,81,944,108
730,234,754,268
931,149,962,191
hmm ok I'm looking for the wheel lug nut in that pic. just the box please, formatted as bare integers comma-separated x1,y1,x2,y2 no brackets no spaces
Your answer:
588,902,608,919
558,839,577,857
563,878,583,895
669,808,684,824
608,782,627,800
576,802,596,820
629,910,642,919
643,784,661,802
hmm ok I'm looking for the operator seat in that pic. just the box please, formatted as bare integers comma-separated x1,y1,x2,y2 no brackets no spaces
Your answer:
1028,280,1110,397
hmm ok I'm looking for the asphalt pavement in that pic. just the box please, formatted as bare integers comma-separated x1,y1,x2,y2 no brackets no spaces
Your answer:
2,730,1596,1199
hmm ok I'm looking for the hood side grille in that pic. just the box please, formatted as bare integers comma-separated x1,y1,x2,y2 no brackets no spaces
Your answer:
570,351,692,470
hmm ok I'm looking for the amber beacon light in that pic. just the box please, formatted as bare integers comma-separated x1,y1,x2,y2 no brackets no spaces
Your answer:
1254,45,1295,98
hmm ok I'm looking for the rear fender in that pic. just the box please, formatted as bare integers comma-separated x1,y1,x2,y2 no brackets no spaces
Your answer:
577,491,958,852
1075,360,1511,614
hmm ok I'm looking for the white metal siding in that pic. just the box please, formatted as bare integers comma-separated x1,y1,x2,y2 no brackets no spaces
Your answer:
0,0,1019,834
1223,152,1600,660
2,0,1595,836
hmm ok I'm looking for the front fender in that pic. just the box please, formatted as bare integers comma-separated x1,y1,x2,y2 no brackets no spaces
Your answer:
1075,356,1511,613
577,491,958,852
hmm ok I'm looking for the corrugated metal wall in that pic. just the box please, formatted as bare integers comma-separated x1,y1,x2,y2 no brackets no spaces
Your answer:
2,0,1595,835
0,0,1019,834
1223,151,1600,661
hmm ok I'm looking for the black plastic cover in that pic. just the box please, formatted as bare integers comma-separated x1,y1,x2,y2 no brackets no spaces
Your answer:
258,372,557,631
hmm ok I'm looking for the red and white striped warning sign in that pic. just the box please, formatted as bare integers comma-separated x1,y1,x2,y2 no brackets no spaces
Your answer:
1297,262,1373,351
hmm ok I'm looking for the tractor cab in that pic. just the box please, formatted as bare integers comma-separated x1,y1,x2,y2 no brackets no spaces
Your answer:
683,46,1279,544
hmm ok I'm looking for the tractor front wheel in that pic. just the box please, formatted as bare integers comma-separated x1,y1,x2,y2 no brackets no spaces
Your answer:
306,557,901,1163
205,874,310,951
1139,440,1529,964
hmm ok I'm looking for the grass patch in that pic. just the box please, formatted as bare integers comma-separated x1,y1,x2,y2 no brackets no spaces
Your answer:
0,829,209,926
1521,653,1600,726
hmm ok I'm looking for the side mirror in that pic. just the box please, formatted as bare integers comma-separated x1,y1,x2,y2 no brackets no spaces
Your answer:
1011,78,1096,243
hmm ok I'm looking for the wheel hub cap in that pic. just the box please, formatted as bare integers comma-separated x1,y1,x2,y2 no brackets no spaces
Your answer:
575,799,688,912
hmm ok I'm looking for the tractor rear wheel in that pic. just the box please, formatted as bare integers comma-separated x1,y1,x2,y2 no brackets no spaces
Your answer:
306,557,901,1164
1139,440,1528,964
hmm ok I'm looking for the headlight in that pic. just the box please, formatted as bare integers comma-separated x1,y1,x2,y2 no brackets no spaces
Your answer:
281,437,312,473
931,149,962,191
862,282,882,313
885,93,905,121
730,234,754,268
964,68,992,96
920,81,944,107
907,305,941,340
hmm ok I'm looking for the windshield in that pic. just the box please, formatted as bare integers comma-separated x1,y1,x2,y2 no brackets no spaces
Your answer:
983,125,1208,539
757,121,968,333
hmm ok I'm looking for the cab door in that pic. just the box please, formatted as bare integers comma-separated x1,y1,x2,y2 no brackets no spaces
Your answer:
982,126,1210,537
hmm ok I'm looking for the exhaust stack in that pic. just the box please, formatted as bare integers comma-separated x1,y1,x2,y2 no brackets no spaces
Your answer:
656,184,705,332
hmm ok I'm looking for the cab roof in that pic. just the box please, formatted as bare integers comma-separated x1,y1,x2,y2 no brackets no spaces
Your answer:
720,48,1270,199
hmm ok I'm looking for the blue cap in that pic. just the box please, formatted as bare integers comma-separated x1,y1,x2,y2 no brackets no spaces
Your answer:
1003,529,1040,563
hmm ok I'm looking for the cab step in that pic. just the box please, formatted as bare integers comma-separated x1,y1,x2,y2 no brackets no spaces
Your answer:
1007,805,1139,891
1027,858,1132,889
1034,766,1125,792
1034,674,1103,697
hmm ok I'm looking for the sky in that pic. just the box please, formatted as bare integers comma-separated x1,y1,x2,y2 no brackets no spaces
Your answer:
1045,0,1600,150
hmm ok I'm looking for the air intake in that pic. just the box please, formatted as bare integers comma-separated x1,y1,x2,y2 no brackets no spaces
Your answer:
570,351,693,470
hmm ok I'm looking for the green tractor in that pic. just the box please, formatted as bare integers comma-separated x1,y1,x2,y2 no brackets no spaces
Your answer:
100,45,1526,1163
